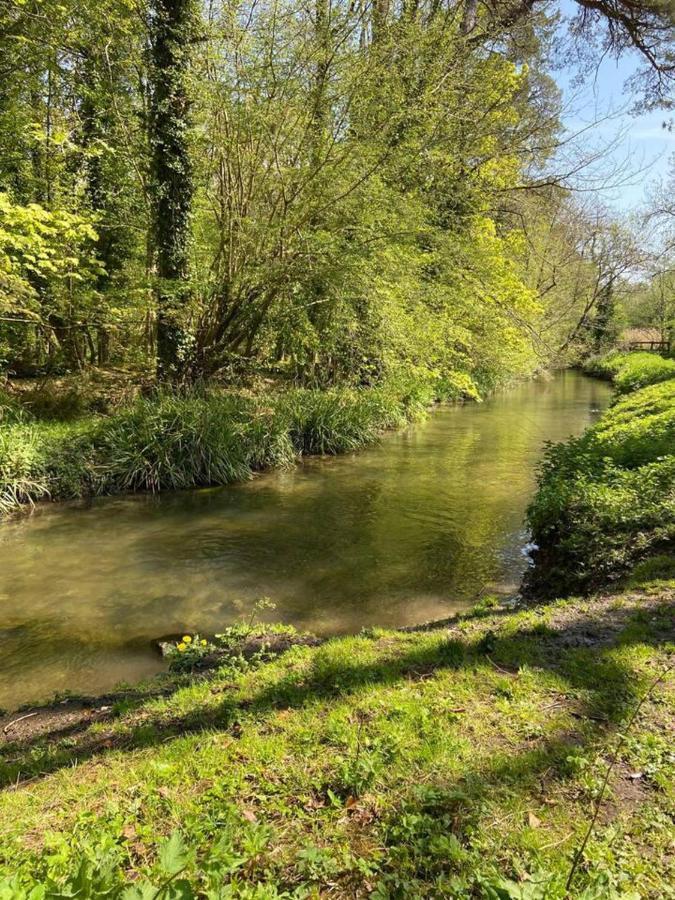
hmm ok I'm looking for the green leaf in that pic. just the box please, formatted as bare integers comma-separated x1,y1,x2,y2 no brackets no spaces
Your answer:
158,832,189,876
121,883,157,900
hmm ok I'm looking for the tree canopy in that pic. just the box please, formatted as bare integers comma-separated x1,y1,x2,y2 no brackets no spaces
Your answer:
0,0,671,385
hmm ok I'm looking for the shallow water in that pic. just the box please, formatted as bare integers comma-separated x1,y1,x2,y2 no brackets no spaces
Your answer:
0,371,612,710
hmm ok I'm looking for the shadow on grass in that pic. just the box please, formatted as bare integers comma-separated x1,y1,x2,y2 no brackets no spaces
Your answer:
1,596,673,793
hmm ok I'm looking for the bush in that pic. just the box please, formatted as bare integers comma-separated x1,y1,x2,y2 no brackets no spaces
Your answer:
581,350,628,380
526,369,675,597
591,379,675,465
0,423,50,514
0,419,99,514
527,454,675,596
279,386,409,456
92,395,259,493
18,382,92,421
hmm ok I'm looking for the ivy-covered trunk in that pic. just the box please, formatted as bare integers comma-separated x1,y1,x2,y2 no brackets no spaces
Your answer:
149,0,195,380
592,281,618,353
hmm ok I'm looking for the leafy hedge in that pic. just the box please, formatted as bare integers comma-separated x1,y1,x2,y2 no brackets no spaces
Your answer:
526,367,675,597
0,377,466,516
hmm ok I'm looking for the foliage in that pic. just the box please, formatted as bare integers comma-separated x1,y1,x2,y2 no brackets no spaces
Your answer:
0,193,104,369
526,358,675,596
1,0,643,385
620,267,675,345
583,351,675,393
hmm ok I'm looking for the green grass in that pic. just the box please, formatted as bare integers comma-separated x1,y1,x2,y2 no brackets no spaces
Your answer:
0,582,673,898
0,377,460,516
583,351,675,394
0,389,28,425
527,357,675,597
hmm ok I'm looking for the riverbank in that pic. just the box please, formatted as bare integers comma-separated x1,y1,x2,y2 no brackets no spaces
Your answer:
1,375,478,517
1,573,673,897
583,350,675,393
525,352,675,598
1,370,614,715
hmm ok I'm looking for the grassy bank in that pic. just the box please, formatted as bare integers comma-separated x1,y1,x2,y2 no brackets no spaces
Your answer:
583,351,675,394
0,376,474,517
0,575,673,897
526,354,675,598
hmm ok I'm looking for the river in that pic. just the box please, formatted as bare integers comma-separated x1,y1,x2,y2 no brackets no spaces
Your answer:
0,371,612,710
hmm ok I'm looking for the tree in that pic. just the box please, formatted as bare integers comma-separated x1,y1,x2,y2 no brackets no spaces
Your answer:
560,209,643,353
0,0,668,383
149,0,196,379
473,0,675,108
623,266,675,342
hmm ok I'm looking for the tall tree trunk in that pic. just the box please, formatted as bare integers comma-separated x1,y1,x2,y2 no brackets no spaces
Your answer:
149,0,195,380
460,0,478,35
80,51,123,368
591,281,617,353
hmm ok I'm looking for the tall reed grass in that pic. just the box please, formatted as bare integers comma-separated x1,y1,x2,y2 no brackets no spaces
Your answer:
1,377,468,516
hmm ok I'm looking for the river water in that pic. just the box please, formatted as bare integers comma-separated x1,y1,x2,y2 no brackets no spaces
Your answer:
0,371,611,710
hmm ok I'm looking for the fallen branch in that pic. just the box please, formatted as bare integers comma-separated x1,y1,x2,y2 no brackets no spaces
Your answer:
3,712,38,735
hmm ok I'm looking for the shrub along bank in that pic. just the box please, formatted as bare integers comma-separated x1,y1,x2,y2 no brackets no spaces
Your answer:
526,354,675,598
0,376,475,517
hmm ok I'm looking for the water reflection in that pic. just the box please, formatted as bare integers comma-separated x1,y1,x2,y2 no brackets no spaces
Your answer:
0,371,612,709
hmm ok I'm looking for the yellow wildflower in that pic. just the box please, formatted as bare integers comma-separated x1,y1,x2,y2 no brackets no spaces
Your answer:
177,642,186,652
182,635,192,643
201,639,207,646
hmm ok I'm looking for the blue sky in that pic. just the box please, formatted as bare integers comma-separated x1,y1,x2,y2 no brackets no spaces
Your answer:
551,0,672,212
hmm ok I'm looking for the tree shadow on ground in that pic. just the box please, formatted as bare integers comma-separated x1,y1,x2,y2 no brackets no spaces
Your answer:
0,595,673,792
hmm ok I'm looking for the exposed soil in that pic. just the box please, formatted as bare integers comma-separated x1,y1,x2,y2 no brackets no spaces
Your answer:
0,689,174,747
600,761,654,824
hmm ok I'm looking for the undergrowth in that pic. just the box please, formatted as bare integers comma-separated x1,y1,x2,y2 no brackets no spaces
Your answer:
583,351,675,394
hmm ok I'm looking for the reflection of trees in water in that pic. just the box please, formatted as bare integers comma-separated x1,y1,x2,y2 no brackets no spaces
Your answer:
146,373,612,612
